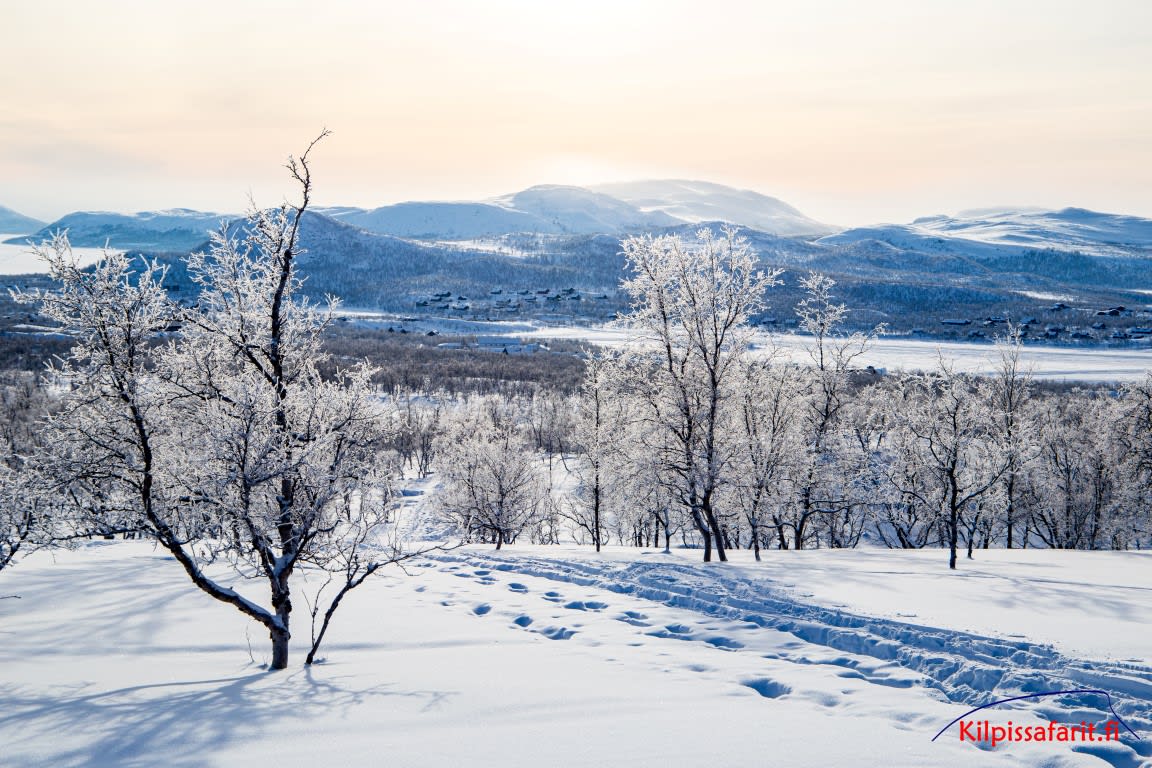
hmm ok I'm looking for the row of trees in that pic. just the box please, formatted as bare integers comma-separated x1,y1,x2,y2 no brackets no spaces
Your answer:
416,352,1152,566
425,230,1151,566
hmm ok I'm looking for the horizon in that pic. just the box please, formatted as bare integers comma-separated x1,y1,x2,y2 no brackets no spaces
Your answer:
3,177,1148,233
2,1,1150,226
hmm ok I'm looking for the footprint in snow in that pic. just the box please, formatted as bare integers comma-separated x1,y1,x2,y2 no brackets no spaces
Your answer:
705,636,745,651
542,591,564,602
473,604,492,616
508,583,529,593
564,601,608,611
742,678,792,699
537,626,576,640
513,615,533,627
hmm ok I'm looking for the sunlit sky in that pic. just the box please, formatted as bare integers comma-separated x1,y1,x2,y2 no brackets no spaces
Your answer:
1,0,1150,227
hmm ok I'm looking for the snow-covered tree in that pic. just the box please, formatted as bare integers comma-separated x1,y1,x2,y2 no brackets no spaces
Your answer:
897,361,1009,568
618,228,781,561
778,273,878,549
391,390,443,478
436,404,546,549
567,352,636,551
1024,391,1124,550
20,135,420,669
0,373,55,574
1115,376,1152,548
730,356,802,558
987,327,1035,548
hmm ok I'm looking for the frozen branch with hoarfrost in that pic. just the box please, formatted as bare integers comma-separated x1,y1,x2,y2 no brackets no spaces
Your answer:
17,134,437,669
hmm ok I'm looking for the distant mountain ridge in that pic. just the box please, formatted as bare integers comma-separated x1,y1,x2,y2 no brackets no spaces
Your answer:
591,179,834,237
320,184,680,238
820,207,1152,262
0,205,46,234
7,208,229,251
8,187,1152,344
911,207,1152,257
13,179,833,248
140,204,1152,347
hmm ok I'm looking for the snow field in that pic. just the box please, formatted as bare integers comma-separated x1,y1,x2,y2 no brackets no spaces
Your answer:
1,542,1149,767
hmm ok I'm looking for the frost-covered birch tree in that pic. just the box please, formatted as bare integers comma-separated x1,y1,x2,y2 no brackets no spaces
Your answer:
568,354,627,551
731,357,802,558
779,274,878,549
20,135,419,669
436,400,546,549
899,361,1009,569
988,327,1034,548
618,228,780,562
0,373,55,574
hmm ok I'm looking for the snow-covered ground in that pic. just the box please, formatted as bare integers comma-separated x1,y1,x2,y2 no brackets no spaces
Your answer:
2,542,1149,767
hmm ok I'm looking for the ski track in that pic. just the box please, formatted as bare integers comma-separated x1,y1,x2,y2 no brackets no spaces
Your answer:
423,550,1152,767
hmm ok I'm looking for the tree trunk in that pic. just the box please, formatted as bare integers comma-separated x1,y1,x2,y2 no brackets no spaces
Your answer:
703,501,727,562
271,625,290,670
948,507,959,570
593,479,602,553
1005,474,1016,548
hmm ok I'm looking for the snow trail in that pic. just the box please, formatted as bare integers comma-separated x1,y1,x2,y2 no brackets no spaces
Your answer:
429,549,1152,764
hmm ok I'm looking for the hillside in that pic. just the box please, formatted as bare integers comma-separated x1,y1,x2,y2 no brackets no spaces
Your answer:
7,209,229,251
0,205,45,234
592,179,834,236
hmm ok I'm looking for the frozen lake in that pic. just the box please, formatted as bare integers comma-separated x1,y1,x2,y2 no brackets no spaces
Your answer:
516,324,1152,383
0,233,107,275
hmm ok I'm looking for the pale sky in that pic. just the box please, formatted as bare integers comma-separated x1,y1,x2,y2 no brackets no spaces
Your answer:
1,0,1150,227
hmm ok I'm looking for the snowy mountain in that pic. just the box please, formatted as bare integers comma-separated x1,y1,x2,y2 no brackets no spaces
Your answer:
490,185,680,232
12,180,825,249
911,207,1152,257
322,202,543,239
592,179,835,237
6,209,230,251
823,208,1152,259
322,184,676,238
0,205,45,234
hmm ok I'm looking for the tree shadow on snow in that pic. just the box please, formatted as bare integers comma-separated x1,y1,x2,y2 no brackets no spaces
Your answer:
0,669,455,768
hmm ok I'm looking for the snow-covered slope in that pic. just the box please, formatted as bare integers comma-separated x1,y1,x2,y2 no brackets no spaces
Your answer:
324,201,544,238
0,205,45,235
6,209,230,251
491,184,679,232
2,542,1148,767
592,179,834,237
912,207,1152,257
824,208,1152,260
